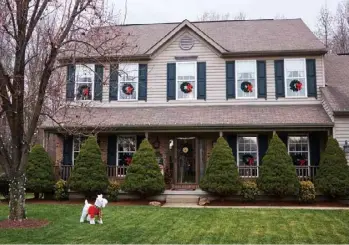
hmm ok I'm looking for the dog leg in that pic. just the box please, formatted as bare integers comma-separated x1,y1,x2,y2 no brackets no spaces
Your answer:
90,217,95,225
97,217,103,224
80,211,87,223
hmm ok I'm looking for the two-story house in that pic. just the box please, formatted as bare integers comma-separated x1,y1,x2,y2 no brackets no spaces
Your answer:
42,19,349,190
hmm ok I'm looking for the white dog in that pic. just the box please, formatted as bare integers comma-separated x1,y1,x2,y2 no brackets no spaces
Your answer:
80,194,108,224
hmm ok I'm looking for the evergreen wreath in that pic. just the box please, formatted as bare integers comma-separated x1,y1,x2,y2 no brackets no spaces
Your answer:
292,154,307,166
240,81,253,93
77,84,91,100
122,83,134,95
180,82,193,93
242,153,255,165
289,80,303,92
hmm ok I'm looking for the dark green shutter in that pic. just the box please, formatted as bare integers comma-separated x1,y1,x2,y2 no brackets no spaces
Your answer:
309,133,320,166
226,61,235,99
109,64,118,101
167,63,176,101
94,65,103,101
66,65,75,101
107,135,116,166
258,134,269,165
63,136,73,165
197,62,206,100
306,59,317,98
226,134,237,160
137,135,146,149
274,60,285,98
257,61,267,99
138,64,148,101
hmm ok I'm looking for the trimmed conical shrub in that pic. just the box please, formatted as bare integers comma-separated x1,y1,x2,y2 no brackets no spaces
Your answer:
68,136,108,198
26,144,56,197
257,133,300,197
121,139,165,197
315,137,349,198
199,137,241,197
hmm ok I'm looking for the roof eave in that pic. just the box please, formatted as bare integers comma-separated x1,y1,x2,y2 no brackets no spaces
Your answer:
221,49,327,58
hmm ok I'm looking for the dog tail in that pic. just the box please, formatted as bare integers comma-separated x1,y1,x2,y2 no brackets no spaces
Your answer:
85,199,88,205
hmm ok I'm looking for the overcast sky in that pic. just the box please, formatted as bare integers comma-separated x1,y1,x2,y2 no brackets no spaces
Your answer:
109,0,342,30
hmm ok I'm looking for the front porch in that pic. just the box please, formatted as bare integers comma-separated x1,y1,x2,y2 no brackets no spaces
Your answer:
48,128,329,189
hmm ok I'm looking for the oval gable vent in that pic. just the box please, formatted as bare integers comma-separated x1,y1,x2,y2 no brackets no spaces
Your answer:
179,36,194,50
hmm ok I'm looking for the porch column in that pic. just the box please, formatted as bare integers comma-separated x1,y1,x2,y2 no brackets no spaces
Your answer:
219,131,223,137
145,132,149,139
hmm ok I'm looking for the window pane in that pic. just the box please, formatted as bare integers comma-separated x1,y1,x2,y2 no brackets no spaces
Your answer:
118,152,134,166
176,62,196,100
237,136,258,166
288,136,309,165
236,61,256,99
177,81,195,99
75,64,95,83
177,63,195,77
117,136,136,152
285,59,306,97
119,63,138,83
119,82,137,100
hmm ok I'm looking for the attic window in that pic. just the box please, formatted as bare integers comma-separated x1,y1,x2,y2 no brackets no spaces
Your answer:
179,36,194,50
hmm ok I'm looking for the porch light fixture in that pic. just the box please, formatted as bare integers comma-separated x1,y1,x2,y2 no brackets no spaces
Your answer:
344,140,349,153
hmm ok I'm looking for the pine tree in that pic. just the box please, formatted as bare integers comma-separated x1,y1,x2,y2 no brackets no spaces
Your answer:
257,133,300,197
315,137,349,198
68,136,109,198
26,144,56,198
121,139,165,197
199,137,241,197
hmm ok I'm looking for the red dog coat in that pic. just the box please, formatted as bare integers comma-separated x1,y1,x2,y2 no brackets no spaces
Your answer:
88,205,101,219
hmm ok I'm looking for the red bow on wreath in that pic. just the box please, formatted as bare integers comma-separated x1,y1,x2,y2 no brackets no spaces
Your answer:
295,82,302,91
248,157,254,165
125,157,132,165
186,83,193,92
298,159,306,166
246,84,253,92
126,86,134,94
83,88,89,96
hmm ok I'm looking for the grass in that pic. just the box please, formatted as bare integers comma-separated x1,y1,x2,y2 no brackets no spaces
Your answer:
0,204,349,244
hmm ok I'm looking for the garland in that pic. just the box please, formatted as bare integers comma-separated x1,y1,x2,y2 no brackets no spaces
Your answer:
240,81,253,93
180,82,193,93
242,153,255,165
77,84,91,100
122,83,134,95
289,80,303,92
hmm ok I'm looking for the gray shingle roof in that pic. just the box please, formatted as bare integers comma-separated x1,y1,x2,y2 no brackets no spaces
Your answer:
42,104,332,129
322,55,349,112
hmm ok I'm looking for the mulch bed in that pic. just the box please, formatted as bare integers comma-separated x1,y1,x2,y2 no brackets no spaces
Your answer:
207,200,348,207
0,219,50,229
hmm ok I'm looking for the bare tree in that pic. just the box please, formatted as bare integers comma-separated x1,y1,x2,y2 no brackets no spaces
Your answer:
315,4,334,49
0,0,130,221
197,11,247,21
332,1,349,53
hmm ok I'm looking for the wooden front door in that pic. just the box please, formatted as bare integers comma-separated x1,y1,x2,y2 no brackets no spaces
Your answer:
175,137,196,184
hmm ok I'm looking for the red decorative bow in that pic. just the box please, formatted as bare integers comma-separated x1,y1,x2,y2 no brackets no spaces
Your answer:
295,82,302,91
83,88,89,96
248,157,254,165
125,157,132,165
186,83,193,92
299,159,306,166
126,86,134,94
246,84,253,92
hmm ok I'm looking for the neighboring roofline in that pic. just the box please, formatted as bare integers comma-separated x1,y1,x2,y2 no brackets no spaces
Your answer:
145,19,227,55
221,49,327,58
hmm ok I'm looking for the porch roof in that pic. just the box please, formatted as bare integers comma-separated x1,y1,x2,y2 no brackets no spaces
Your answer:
41,104,333,130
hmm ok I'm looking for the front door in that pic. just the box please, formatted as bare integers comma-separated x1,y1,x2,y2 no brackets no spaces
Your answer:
176,138,196,184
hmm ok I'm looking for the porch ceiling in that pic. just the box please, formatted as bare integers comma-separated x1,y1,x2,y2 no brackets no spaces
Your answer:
41,104,333,130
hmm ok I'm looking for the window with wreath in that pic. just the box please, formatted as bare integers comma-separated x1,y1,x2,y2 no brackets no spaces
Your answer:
75,64,95,100
117,136,137,168
285,59,307,97
118,63,138,100
288,136,309,166
176,62,196,100
237,136,258,177
73,136,87,165
236,60,257,99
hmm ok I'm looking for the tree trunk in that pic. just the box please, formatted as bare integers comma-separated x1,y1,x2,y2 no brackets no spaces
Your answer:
8,174,26,221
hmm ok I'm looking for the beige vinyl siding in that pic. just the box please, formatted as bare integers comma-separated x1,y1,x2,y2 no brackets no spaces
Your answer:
333,117,349,162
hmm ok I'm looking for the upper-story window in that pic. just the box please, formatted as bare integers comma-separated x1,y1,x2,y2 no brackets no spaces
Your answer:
118,63,138,100
176,62,196,100
236,60,257,99
75,64,95,101
285,59,307,98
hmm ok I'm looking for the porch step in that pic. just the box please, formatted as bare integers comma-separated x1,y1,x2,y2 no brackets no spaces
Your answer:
166,195,199,204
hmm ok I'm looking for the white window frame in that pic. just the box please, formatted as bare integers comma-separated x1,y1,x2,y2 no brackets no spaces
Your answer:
236,135,259,177
235,60,258,100
118,63,139,101
284,58,308,98
287,135,310,166
176,61,197,100
72,136,87,166
74,64,95,101
116,135,137,168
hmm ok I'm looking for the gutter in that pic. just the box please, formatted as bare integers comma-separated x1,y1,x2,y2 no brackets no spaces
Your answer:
221,49,327,58
333,111,349,117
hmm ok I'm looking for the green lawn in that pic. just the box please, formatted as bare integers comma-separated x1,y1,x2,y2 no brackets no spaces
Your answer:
0,204,349,244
